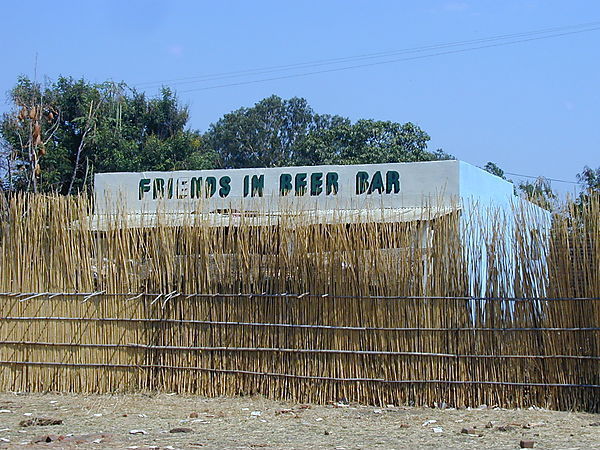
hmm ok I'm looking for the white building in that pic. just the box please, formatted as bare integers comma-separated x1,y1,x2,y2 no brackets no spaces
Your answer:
92,160,551,296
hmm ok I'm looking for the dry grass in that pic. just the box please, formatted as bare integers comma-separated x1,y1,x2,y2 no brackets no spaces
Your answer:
0,194,598,410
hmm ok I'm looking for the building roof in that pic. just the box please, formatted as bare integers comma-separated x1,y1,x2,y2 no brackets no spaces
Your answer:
77,206,459,231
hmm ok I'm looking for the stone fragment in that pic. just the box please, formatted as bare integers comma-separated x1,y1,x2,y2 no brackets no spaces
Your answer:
169,427,193,433
189,412,199,418
461,428,482,436
191,419,210,424
520,440,535,448
523,422,545,429
19,417,63,427
33,435,59,443
60,434,112,444
129,429,147,435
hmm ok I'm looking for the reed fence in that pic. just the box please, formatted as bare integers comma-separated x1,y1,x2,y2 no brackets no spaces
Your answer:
0,194,598,410
1,292,600,410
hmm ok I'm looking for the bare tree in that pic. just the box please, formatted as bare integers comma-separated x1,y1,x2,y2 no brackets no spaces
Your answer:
6,81,60,192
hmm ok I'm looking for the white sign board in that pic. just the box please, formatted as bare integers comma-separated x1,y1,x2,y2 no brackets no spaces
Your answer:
94,160,460,214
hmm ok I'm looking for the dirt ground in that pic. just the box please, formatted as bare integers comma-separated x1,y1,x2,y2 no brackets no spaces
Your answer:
0,393,599,449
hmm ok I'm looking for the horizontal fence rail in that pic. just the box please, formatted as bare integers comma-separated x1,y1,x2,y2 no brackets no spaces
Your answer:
3,340,600,360
2,292,600,301
2,359,600,389
4,316,600,331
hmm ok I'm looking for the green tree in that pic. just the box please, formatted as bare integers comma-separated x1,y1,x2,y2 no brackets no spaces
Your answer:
205,95,450,168
517,177,557,210
204,95,346,168
577,166,600,193
483,161,507,179
576,165,600,207
1,77,216,193
295,119,451,166
482,161,558,209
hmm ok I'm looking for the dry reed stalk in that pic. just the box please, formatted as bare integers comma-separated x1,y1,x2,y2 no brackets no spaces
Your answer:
0,193,598,410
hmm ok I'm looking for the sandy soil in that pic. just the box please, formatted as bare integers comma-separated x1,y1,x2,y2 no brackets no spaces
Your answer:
0,393,599,449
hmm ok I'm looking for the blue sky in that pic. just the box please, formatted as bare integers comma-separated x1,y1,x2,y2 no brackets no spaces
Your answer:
1,1,598,193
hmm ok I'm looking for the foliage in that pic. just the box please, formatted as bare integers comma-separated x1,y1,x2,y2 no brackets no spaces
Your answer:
204,95,451,168
295,119,452,166
574,165,600,210
2,83,451,193
518,177,557,211
577,166,600,194
203,95,348,168
1,77,215,193
483,161,507,180
483,161,557,210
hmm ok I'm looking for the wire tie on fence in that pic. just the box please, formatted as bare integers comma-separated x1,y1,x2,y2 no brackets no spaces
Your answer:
298,292,309,298
322,293,329,298
19,293,47,302
150,294,163,306
82,291,105,303
48,293,62,299
125,293,144,302
162,291,178,309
